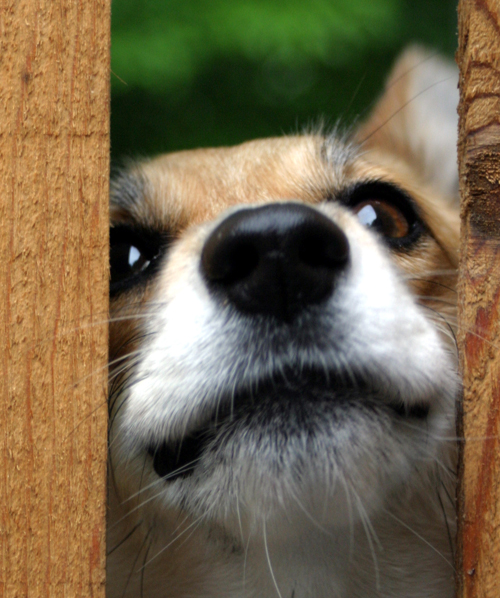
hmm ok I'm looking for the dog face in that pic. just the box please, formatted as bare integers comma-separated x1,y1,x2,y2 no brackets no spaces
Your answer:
107,49,460,598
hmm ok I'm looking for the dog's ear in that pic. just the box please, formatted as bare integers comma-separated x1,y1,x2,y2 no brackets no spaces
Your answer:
355,47,459,200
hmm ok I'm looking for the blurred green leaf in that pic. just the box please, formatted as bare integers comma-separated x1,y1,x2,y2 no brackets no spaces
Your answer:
112,0,400,93
111,0,457,158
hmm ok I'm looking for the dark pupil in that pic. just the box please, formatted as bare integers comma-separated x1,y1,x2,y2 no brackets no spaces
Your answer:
110,243,150,283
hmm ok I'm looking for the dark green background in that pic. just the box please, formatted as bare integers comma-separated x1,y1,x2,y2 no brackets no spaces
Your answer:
111,0,458,161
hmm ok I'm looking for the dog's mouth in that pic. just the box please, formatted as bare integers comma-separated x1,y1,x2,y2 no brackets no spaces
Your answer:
147,426,215,481
146,369,430,482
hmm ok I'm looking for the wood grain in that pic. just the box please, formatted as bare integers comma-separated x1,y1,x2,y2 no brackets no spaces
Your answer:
0,1,110,596
456,1,500,597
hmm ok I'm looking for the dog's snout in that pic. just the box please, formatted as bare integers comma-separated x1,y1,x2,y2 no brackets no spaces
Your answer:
201,202,349,320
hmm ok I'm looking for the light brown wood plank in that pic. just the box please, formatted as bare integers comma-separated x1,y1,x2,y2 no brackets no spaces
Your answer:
0,1,110,595
456,1,500,597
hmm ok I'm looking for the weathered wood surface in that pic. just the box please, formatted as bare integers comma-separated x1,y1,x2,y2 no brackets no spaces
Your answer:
0,1,110,596
456,1,500,597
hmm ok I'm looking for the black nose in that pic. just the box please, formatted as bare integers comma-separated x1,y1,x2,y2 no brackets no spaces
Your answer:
201,202,349,321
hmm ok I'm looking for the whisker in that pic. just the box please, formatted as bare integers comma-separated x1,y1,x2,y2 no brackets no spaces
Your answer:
353,490,381,591
109,457,204,524
263,519,284,598
140,514,206,569
408,277,457,295
288,485,332,536
436,485,455,562
121,525,152,598
108,520,143,556
347,50,442,131
359,76,456,147
383,509,453,569
140,529,154,598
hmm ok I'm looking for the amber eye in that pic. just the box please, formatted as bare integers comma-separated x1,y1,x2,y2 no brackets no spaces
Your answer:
353,199,410,239
341,181,423,249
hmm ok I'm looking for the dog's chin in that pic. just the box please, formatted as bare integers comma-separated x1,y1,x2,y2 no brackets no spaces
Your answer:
142,371,434,528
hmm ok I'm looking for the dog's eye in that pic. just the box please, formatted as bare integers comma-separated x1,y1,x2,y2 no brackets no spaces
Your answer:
343,181,423,248
353,200,409,238
111,243,152,281
110,226,165,294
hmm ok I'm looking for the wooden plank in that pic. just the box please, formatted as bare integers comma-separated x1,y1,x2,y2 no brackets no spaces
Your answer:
0,1,110,596
456,1,500,597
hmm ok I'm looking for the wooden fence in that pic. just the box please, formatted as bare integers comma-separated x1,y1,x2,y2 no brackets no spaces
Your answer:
456,1,500,597
0,0,499,596
0,1,110,596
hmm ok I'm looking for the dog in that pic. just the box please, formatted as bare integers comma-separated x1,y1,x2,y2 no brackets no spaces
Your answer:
107,48,460,597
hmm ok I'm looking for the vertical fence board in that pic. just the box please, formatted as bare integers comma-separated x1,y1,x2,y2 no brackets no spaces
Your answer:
0,1,110,596
456,1,500,597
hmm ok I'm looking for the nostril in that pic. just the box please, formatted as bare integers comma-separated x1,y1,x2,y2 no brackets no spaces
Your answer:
297,226,348,270
201,202,350,320
203,237,260,285
226,242,260,283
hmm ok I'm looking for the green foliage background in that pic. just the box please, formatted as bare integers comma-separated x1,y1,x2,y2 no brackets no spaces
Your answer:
111,0,457,160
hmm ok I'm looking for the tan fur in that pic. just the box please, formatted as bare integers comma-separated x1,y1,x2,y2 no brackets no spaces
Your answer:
107,49,459,598
110,132,459,362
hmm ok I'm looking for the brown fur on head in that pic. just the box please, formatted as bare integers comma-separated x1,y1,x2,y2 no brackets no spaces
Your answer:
110,49,459,366
107,48,459,598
